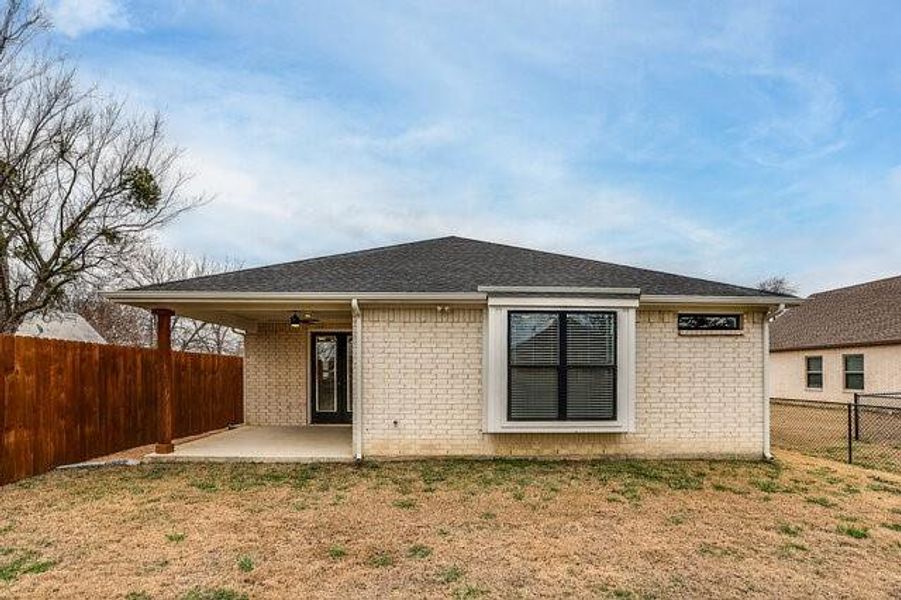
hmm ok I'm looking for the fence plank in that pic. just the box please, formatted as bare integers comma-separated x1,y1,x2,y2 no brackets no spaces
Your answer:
0,335,243,486
0,336,16,483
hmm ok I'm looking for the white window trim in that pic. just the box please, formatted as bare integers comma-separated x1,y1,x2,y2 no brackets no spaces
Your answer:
842,353,865,392
483,296,637,433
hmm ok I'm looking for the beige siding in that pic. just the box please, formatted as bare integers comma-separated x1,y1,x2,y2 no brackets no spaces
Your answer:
243,321,351,426
770,344,901,402
361,305,767,458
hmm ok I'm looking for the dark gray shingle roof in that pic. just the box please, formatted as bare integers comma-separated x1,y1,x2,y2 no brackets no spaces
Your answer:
132,236,786,297
770,275,901,351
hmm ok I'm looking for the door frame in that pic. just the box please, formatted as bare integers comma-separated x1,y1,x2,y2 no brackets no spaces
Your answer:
309,331,353,424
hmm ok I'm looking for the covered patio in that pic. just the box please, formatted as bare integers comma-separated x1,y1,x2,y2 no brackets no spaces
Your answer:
101,292,367,461
146,425,353,463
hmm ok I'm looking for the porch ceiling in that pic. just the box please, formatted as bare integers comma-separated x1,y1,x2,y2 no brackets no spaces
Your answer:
106,293,483,332
172,305,354,332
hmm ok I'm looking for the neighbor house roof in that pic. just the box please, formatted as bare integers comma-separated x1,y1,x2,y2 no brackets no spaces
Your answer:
124,236,788,299
770,275,901,352
17,312,106,344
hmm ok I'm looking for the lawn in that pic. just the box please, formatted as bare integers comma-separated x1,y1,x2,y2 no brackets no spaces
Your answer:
0,452,899,599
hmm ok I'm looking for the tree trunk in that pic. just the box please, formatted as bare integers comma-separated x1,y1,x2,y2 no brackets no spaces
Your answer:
0,313,24,334
0,233,13,332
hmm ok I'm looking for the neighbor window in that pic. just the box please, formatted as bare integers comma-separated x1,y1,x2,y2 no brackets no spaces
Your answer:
805,356,823,389
677,313,742,331
508,311,616,421
843,354,865,390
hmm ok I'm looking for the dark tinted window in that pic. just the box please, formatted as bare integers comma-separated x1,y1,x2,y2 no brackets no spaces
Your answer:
508,311,616,421
806,356,823,389
843,354,864,390
677,314,742,331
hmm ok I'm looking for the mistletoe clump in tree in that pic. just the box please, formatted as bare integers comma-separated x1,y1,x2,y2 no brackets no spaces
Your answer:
0,0,200,333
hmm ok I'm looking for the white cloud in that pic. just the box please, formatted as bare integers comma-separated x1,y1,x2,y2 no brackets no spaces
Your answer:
68,2,900,295
341,122,465,156
69,10,760,285
737,67,846,167
49,0,129,38
163,115,737,282
739,164,901,296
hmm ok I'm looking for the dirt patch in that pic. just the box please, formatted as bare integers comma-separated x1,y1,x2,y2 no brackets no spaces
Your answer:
0,451,899,599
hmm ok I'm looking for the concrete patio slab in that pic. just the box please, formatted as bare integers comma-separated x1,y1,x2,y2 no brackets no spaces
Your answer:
145,425,353,463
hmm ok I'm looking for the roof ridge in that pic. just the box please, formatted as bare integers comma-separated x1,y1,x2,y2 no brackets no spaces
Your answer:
445,235,785,297
122,235,789,297
809,273,901,297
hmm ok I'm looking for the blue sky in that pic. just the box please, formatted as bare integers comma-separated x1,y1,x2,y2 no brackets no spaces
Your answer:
47,0,901,295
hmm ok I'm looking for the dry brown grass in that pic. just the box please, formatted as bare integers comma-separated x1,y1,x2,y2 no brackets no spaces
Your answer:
0,451,900,599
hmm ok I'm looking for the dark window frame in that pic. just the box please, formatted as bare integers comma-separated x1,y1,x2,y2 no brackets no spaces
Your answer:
506,310,617,422
805,355,823,389
843,353,865,391
310,332,352,424
677,313,743,331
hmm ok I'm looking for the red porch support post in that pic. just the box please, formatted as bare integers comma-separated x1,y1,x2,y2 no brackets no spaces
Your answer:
153,308,175,454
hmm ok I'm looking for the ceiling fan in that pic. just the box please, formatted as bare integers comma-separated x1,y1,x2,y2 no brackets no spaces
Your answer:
289,311,319,328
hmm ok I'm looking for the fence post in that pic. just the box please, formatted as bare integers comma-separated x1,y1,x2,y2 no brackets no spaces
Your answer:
853,393,860,441
846,403,853,464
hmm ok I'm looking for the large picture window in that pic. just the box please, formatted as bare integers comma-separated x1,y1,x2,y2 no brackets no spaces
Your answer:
508,311,616,421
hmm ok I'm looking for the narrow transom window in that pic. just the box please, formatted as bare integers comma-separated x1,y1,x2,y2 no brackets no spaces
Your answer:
805,356,823,389
843,354,865,390
677,313,742,331
508,311,616,421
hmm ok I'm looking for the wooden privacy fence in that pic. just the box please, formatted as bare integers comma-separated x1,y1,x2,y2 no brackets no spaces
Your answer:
0,335,243,485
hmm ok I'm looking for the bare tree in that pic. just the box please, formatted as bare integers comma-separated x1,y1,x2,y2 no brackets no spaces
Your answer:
126,245,244,354
756,276,798,296
0,1,200,333
0,1,47,85
66,244,244,354
65,287,146,346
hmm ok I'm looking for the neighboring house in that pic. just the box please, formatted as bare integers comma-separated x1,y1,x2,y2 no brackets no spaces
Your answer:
16,311,106,344
107,236,797,460
770,275,901,402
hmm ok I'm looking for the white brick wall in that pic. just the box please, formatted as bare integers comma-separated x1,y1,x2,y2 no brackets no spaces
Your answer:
244,321,351,426
361,306,485,456
244,323,307,426
361,305,767,458
630,309,765,457
243,305,767,457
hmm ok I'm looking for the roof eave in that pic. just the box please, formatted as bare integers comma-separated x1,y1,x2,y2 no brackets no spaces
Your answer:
103,289,801,309
770,338,901,353
639,294,802,307
101,290,489,308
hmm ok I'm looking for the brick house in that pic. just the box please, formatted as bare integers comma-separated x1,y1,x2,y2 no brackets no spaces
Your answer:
107,237,797,460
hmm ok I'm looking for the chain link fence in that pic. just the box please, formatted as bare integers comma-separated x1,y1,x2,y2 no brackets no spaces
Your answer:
770,394,901,474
